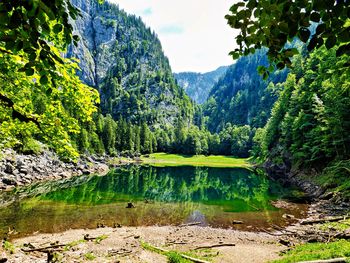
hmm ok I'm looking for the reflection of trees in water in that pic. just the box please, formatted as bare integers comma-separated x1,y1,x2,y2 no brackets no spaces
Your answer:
40,166,280,211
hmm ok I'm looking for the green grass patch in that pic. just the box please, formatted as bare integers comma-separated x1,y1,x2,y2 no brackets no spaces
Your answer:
141,241,214,263
318,219,350,232
2,240,15,254
272,239,350,263
313,160,350,199
84,252,96,260
94,234,108,244
167,252,192,263
64,239,86,251
141,153,251,168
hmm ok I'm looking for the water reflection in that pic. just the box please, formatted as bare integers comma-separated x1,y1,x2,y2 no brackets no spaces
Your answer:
0,166,307,238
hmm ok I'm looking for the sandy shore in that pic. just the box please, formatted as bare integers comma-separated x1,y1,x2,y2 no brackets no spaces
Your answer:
2,226,284,263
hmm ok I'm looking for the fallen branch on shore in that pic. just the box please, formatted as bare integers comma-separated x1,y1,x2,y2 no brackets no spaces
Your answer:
145,243,210,263
108,248,133,256
83,234,97,241
179,222,202,227
22,244,66,263
21,244,66,253
166,241,188,245
194,243,236,250
300,216,349,225
298,258,347,263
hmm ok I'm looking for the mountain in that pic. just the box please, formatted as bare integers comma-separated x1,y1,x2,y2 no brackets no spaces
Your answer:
174,66,229,104
66,0,193,128
203,49,288,133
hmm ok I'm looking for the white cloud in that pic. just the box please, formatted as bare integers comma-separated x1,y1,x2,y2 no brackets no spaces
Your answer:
109,0,239,73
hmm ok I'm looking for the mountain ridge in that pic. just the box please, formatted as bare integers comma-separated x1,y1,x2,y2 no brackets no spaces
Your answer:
174,66,229,104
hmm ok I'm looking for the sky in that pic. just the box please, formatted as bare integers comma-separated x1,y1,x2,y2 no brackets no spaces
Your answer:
109,0,238,73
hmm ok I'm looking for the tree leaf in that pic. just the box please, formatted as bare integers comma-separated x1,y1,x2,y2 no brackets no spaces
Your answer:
229,51,240,59
53,24,63,34
40,75,48,85
310,12,320,22
25,68,35,76
298,28,311,43
325,35,337,49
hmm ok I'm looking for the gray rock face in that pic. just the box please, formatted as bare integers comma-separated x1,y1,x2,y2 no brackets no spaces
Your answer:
0,149,109,191
174,66,229,104
66,0,190,126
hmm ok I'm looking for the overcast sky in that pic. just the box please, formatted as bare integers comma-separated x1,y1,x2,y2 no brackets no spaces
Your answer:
109,0,238,73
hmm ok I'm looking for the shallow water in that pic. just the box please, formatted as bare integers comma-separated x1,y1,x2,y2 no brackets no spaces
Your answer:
0,165,307,238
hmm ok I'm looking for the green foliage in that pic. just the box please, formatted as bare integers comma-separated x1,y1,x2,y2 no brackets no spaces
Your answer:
315,160,350,199
318,218,350,232
21,138,43,155
84,252,96,260
260,46,350,168
226,0,350,73
94,235,108,244
0,47,99,160
0,0,80,84
2,240,15,254
203,49,288,133
272,239,350,263
167,252,192,263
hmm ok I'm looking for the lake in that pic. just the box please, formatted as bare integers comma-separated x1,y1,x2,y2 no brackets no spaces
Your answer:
0,165,307,238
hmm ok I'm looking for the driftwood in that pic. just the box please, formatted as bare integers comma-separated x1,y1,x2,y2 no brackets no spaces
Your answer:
21,244,66,253
108,248,133,256
300,216,349,225
22,244,66,263
179,222,202,227
194,243,235,250
126,202,135,208
166,241,188,245
146,244,210,263
298,258,347,263
84,234,98,241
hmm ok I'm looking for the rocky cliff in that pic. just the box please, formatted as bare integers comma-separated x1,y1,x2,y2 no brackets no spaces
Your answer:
67,0,193,127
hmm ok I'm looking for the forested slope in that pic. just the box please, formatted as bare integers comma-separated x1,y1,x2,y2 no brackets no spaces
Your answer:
203,49,288,133
254,47,350,171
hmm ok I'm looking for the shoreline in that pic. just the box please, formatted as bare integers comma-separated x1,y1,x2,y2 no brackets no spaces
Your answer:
2,225,284,263
0,150,251,192
1,150,350,262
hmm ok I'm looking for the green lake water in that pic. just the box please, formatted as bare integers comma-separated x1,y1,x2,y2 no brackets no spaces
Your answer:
0,165,307,238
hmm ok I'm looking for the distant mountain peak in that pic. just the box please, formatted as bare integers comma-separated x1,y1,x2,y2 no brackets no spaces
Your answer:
174,66,229,104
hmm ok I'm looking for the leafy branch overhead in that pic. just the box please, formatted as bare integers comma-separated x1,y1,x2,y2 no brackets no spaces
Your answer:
0,0,82,82
225,0,350,78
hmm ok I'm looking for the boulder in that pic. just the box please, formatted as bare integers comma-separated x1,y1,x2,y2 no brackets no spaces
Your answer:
4,163,15,174
2,176,17,186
